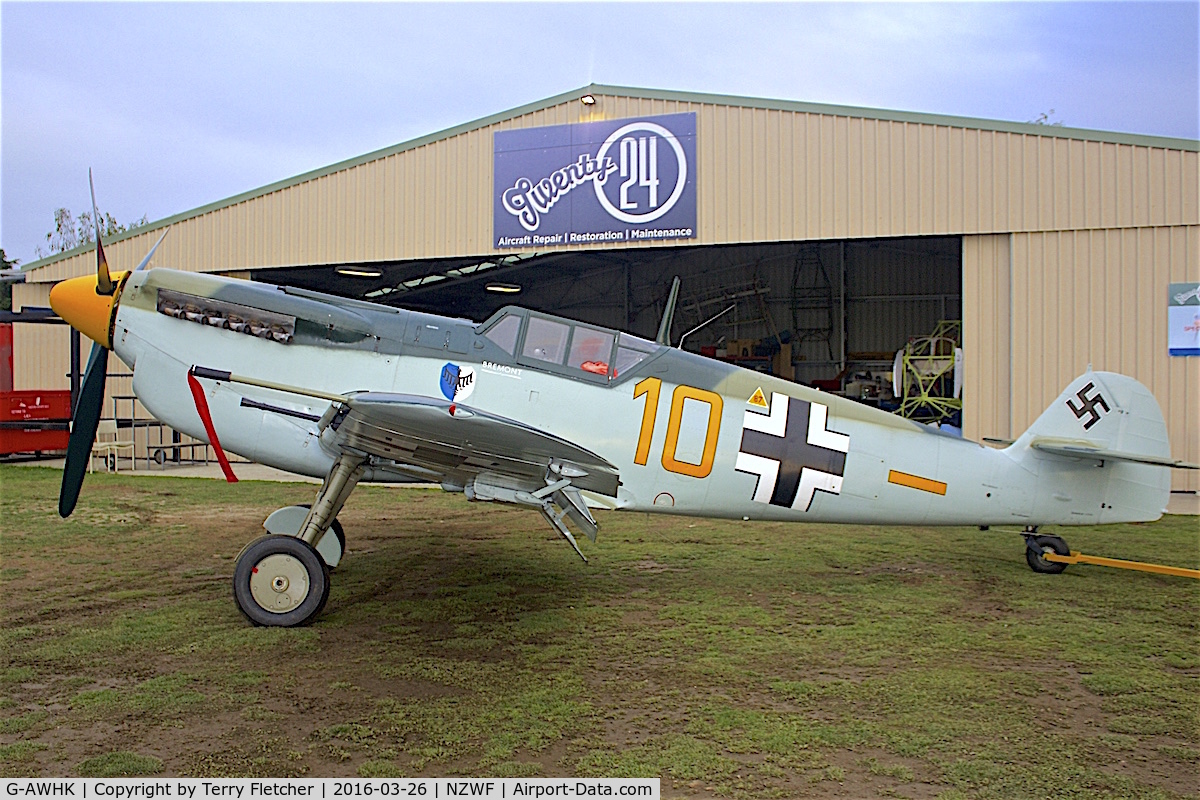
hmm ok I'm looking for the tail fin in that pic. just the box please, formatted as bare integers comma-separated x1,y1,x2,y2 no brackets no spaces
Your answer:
1007,370,1186,523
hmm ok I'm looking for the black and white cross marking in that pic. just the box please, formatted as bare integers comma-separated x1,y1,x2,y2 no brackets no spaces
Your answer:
735,392,850,511
1065,382,1110,430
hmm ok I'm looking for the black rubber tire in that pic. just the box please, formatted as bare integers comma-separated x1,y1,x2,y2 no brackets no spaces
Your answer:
297,504,346,568
1026,535,1070,574
233,535,331,626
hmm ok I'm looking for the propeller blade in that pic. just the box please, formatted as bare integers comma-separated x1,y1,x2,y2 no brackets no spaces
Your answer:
134,226,171,271
89,169,114,296
59,343,109,518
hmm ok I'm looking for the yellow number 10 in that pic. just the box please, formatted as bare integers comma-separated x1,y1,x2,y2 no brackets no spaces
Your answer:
633,377,723,478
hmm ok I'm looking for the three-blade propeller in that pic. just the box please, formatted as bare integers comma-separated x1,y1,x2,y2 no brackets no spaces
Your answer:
56,175,168,517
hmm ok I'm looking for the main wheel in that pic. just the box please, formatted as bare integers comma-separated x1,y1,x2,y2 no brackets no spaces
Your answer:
234,535,331,626
1025,535,1070,574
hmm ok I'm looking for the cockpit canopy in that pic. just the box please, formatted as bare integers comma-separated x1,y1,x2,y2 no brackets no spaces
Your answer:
477,307,662,384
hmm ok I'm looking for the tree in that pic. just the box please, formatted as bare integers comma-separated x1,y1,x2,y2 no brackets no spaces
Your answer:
1028,109,1064,127
36,208,149,258
0,248,16,312
40,208,80,256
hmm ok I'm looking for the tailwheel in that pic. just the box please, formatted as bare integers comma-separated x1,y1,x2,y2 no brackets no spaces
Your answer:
1025,533,1070,574
234,535,331,627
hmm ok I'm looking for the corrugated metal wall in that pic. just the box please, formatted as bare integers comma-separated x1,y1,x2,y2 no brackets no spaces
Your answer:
28,94,1198,284
11,283,70,391
12,323,70,391
1010,226,1198,492
962,227,1197,493
844,239,961,355
962,235,1012,443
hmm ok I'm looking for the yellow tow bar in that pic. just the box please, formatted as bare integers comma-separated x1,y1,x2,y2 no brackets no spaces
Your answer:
1043,551,1200,579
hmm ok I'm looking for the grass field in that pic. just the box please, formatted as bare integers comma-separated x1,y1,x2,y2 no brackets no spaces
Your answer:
1,464,1197,797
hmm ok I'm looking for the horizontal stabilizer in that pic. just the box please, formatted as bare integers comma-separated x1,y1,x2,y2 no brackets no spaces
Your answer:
1031,437,1200,469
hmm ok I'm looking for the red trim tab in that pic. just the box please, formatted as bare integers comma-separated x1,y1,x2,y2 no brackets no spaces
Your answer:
187,371,238,483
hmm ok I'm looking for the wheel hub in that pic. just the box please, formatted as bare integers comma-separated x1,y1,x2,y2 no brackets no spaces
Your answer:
250,553,310,613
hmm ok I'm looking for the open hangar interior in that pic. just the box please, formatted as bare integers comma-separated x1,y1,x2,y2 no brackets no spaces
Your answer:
11,84,1197,493
265,236,962,391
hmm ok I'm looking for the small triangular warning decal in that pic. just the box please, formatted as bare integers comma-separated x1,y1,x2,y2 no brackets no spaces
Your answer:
748,387,768,408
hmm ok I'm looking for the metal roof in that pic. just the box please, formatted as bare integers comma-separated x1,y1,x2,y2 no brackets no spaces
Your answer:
22,83,1200,274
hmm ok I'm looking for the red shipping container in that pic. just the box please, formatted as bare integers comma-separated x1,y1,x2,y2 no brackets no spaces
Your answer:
0,390,72,455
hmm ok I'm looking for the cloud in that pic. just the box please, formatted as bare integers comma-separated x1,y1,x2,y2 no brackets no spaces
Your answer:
3,1,1196,265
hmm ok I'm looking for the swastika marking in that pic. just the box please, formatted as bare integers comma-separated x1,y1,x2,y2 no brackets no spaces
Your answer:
1065,382,1110,430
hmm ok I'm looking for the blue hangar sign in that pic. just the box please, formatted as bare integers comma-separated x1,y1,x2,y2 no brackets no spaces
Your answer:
493,112,697,249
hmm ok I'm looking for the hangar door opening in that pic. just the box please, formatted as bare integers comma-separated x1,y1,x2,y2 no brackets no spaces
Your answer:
609,236,964,424
264,235,962,423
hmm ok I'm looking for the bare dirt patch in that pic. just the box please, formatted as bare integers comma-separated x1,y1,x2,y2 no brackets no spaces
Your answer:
2,468,1197,798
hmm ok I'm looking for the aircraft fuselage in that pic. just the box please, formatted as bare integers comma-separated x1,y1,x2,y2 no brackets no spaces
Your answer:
111,268,1166,529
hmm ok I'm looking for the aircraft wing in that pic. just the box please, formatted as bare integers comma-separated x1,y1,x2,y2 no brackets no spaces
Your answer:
330,392,622,495
1030,437,1200,469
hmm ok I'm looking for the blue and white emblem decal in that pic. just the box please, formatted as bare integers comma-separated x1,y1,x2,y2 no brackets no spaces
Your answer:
735,392,849,511
440,363,476,402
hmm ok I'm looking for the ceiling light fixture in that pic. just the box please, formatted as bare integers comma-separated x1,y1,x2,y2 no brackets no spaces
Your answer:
335,266,383,278
486,283,522,294
580,94,596,106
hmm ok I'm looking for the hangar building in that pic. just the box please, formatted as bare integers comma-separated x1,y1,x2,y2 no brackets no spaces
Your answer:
13,85,1199,493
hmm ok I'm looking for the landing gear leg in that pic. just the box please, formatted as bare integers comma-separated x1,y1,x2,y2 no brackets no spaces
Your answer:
233,452,366,626
1023,526,1070,574
263,504,347,568
297,452,366,549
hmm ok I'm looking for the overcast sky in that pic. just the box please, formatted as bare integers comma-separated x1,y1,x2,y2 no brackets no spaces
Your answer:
2,1,1197,267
